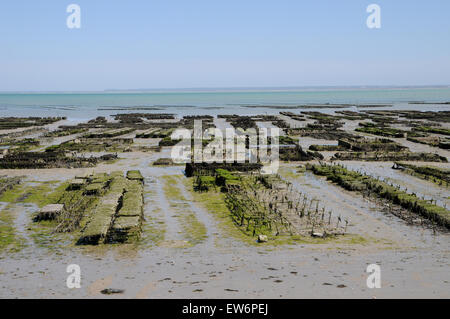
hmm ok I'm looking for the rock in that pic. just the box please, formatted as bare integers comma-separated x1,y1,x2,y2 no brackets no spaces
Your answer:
68,178,85,190
36,204,64,221
257,235,268,243
100,288,125,295
312,232,324,238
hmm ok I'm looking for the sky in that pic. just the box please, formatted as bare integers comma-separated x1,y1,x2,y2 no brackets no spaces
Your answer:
0,0,449,91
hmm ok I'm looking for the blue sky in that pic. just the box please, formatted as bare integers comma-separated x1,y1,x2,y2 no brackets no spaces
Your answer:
1,0,449,91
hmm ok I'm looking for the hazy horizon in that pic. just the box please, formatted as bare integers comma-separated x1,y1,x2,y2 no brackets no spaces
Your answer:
2,84,450,94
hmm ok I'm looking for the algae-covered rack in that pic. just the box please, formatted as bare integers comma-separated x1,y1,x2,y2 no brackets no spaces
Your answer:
77,170,144,245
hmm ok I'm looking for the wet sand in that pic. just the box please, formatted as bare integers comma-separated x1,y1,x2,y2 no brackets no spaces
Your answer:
1,149,449,298
1,109,450,299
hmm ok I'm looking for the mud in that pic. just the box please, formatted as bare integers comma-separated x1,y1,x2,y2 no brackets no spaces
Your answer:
0,112,449,298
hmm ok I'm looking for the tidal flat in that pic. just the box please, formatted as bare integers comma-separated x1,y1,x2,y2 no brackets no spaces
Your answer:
0,106,449,298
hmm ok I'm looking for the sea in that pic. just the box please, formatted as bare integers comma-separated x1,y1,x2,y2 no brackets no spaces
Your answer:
1,87,450,122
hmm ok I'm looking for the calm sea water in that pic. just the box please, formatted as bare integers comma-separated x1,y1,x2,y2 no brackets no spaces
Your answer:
1,87,450,121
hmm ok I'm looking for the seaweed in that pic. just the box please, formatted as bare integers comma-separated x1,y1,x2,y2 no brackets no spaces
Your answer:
308,164,450,228
309,145,344,151
77,176,128,244
413,126,450,136
355,126,406,138
0,176,21,196
44,128,88,137
338,137,407,152
0,117,64,129
0,151,116,169
185,162,262,177
84,128,135,138
332,151,447,162
126,170,144,182
394,162,450,186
